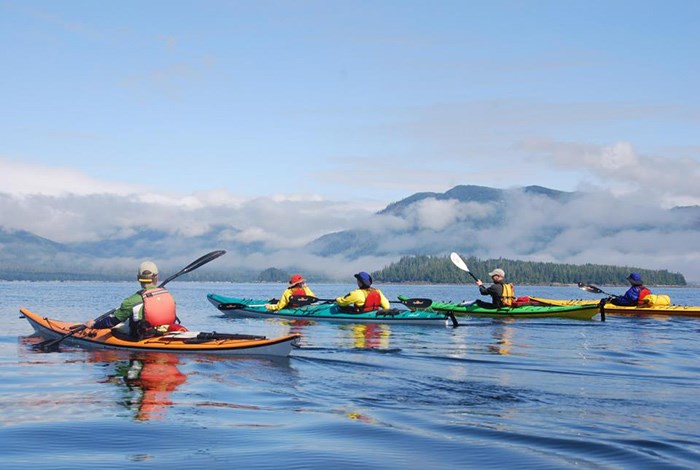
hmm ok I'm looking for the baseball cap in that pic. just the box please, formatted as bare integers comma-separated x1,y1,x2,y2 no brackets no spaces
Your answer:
488,268,505,278
137,261,159,282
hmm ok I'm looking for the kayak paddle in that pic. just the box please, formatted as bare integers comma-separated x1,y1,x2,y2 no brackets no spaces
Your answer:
216,295,433,310
34,250,227,352
577,282,619,298
576,282,613,322
288,295,433,309
450,252,479,282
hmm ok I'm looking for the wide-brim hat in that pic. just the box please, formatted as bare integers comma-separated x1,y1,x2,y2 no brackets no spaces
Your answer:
288,274,305,286
354,271,372,286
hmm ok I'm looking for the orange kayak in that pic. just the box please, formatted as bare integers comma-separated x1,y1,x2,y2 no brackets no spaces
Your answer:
20,307,300,356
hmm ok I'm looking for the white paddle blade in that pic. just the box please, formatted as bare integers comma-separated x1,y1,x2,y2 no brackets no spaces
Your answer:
449,252,470,272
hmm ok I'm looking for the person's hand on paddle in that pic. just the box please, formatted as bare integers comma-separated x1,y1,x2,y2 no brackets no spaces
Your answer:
84,320,95,329
475,279,484,287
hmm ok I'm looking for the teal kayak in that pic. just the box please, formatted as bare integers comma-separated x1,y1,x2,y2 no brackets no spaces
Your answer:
398,296,600,320
207,293,458,326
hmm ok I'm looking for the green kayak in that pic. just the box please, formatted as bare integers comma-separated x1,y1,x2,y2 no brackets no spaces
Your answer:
207,293,458,326
398,296,600,320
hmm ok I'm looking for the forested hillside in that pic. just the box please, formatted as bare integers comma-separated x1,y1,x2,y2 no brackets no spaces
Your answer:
373,255,687,286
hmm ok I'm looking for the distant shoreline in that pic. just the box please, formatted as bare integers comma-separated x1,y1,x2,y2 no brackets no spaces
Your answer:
0,278,696,288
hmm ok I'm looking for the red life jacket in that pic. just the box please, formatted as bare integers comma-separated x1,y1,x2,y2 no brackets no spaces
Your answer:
362,288,382,312
142,288,177,327
287,287,309,307
291,287,306,296
637,287,651,306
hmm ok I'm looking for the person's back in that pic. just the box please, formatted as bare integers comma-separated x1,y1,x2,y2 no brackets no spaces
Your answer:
88,261,182,340
266,274,315,311
335,272,390,312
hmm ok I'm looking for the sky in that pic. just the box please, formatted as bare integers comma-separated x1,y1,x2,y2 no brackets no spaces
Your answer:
1,1,699,280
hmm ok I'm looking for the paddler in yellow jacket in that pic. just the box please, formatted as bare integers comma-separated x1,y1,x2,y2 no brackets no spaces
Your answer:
335,272,390,312
265,274,316,311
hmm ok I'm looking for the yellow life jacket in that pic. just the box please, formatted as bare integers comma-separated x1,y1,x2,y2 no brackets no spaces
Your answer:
501,283,515,307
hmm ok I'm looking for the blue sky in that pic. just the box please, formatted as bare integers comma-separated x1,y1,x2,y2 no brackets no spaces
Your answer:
1,1,700,281
2,0,698,203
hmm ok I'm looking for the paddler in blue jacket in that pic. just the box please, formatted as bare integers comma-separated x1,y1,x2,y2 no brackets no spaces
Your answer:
335,272,390,312
610,272,651,306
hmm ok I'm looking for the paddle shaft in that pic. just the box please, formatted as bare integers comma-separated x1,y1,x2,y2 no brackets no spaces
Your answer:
289,295,433,309
218,296,433,310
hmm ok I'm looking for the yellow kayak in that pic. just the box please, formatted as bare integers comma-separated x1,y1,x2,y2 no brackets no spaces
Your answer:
529,297,700,318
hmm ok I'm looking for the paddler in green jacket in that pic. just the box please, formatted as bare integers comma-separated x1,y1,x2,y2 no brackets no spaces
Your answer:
335,272,390,312
85,261,185,339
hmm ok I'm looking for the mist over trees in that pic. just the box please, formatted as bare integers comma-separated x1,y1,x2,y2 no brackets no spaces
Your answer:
372,255,687,286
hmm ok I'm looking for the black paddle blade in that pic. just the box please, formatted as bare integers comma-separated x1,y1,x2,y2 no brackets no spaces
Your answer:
400,298,433,309
189,331,266,342
32,324,87,352
32,339,61,352
216,302,247,310
288,295,320,307
159,250,227,287
578,282,604,294
447,312,459,328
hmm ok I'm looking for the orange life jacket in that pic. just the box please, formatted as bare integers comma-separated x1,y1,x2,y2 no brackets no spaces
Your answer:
142,288,177,327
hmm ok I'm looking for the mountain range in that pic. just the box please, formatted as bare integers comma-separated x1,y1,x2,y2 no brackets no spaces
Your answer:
1,184,698,282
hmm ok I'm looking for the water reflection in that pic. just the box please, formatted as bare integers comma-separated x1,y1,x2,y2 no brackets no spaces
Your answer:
347,324,391,349
269,319,393,350
488,320,516,356
92,350,186,421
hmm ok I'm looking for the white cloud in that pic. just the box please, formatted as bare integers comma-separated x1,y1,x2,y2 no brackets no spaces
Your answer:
521,140,700,207
1,154,698,281
0,157,145,196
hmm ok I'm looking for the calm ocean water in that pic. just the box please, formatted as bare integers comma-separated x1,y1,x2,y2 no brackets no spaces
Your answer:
1,281,699,469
